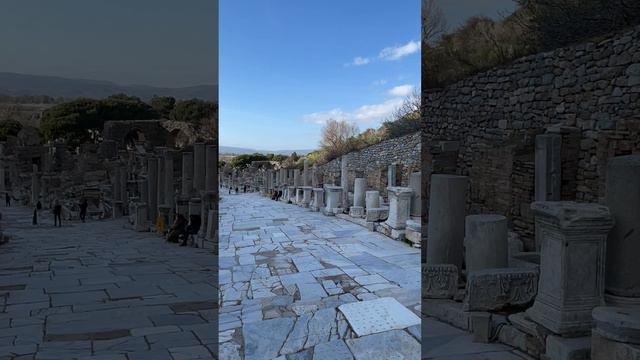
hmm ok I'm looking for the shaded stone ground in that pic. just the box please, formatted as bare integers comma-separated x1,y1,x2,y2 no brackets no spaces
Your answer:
218,193,421,360
0,206,215,359
423,317,528,359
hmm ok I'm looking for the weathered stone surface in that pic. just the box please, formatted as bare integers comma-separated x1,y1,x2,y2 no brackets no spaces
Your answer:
242,317,294,360
345,330,420,360
592,306,640,345
591,331,640,360
384,187,413,230
528,201,613,335
463,268,538,311
464,214,508,272
423,264,458,299
312,339,353,360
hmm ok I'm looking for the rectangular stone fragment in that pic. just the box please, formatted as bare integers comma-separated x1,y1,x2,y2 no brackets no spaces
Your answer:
463,268,538,311
423,264,458,299
338,297,420,337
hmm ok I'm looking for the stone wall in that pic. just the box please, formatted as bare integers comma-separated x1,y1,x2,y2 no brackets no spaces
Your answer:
316,132,420,197
422,26,640,250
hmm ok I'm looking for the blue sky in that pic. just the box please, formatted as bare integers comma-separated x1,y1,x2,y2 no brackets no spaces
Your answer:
220,0,421,151
0,0,217,87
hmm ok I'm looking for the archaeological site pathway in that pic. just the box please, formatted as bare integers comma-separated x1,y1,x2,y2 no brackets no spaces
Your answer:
0,206,216,359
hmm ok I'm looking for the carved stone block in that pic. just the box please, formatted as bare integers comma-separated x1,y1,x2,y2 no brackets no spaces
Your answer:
423,264,458,299
463,268,538,311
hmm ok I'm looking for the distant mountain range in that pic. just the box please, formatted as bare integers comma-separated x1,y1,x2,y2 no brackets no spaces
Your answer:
0,72,217,101
219,146,313,156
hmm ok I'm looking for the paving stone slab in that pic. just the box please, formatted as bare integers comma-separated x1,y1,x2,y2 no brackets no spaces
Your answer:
338,297,420,337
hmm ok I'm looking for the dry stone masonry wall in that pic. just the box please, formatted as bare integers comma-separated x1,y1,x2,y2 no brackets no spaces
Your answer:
423,25,640,250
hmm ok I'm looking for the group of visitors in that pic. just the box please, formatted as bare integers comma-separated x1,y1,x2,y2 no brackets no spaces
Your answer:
166,213,201,247
271,190,282,201
31,197,88,227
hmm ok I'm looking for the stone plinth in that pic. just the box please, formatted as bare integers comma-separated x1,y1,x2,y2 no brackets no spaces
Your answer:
605,155,640,304
287,186,295,202
465,215,508,272
324,186,343,215
592,306,640,345
302,186,312,207
134,203,149,232
408,172,421,217
296,188,303,205
384,187,413,230
366,208,388,222
112,201,124,219
463,268,538,311
426,175,468,269
527,201,613,336
423,264,458,299
365,190,380,209
311,188,324,212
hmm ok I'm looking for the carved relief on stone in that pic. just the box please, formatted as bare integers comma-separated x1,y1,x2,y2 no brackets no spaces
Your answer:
463,268,538,311
423,264,458,299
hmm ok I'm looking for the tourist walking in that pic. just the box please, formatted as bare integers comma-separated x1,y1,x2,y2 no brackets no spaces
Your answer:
53,200,62,227
5,193,10,207
79,198,88,223
180,214,201,247
36,200,42,211
32,207,38,225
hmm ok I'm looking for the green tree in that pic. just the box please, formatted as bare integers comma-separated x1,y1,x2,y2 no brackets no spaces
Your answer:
0,119,23,140
230,153,269,168
150,95,176,118
170,99,216,125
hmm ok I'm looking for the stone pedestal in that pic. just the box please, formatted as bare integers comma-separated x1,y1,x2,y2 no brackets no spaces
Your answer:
181,152,193,196
134,203,149,232
193,143,205,193
324,186,342,215
365,191,380,209
604,155,640,304
527,201,613,335
463,268,538,311
296,188,303,205
287,186,295,202
311,188,324,212
408,172,421,217
384,187,413,230
112,201,124,219
464,214,508,272
302,186,312,207
426,175,468,269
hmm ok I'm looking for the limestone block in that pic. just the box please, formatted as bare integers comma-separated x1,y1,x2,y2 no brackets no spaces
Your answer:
423,264,458,299
463,268,538,311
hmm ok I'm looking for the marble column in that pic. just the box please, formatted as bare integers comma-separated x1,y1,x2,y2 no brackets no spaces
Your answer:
193,143,205,193
388,163,397,187
303,160,310,186
164,153,174,210
134,203,149,231
147,158,159,221
324,186,343,215
340,156,348,207
535,134,562,202
0,160,5,194
205,145,216,192
527,201,613,335
426,175,468,269
312,164,318,188
112,167,121,204
119,166,128,208
156,151,165,207
293,169,301,187
464,215,508,272
604,155,640,304
302,186,312,207
31,165,40,205
408,172,421,217
181,152,193,196
384,187,413,229
349,178,366,217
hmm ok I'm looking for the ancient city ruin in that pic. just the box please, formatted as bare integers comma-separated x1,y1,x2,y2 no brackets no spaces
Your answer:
422,24,640,360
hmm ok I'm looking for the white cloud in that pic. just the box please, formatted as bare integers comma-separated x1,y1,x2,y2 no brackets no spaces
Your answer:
379,40,420,61
302,98,405,125
388,84,415,97
352,56,370,66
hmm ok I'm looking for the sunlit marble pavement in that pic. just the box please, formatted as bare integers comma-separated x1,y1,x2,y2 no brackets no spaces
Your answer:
218,192,421,360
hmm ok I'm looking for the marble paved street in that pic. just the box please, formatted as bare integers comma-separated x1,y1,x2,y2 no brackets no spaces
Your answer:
0,206,216,359
218,193,421,360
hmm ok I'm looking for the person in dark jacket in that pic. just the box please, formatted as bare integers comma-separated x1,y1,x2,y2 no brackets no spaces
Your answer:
32,207,38,225
180,214,201,247
167,214,188,243
79,198,88,223
53,200,62,227
5,193,10,207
